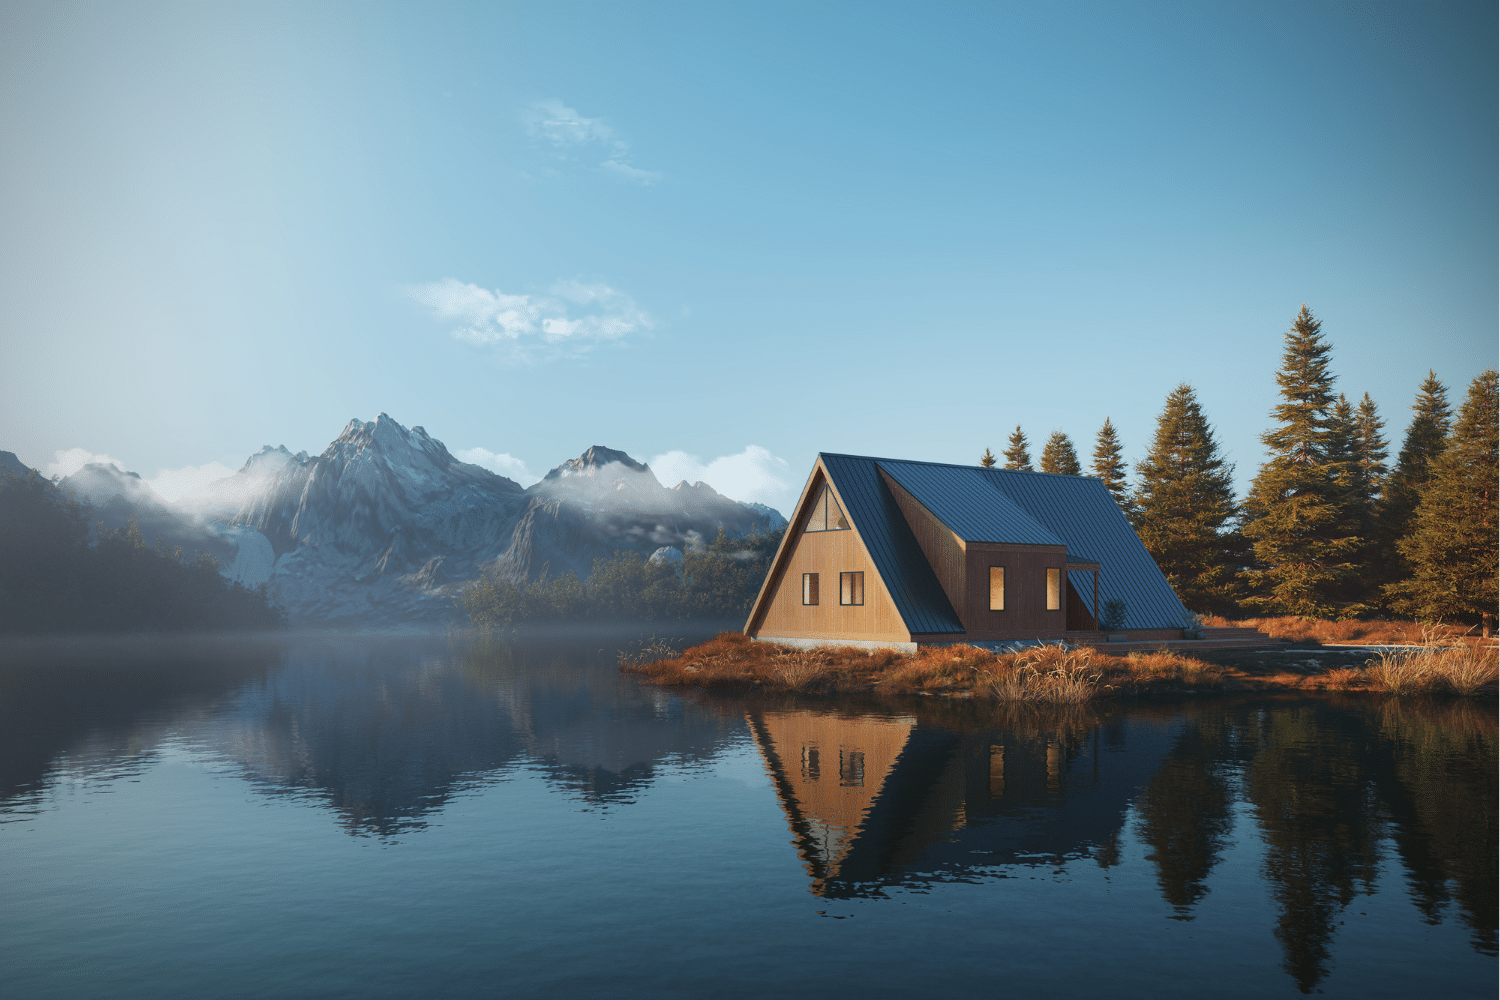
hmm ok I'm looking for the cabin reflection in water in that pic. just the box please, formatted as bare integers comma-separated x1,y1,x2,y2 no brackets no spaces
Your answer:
747,707,1177,898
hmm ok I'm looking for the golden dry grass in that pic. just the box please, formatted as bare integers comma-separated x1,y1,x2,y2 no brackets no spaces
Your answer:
622,634,1229,702
1365,644,1499,696
1199,614,1477,646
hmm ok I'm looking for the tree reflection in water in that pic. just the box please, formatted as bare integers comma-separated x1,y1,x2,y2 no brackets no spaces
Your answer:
744,694,1496,995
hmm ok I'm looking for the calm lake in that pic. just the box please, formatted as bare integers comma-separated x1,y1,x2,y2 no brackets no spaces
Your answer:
2,630,1494,999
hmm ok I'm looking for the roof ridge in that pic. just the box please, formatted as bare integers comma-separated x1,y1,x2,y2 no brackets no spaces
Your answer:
819,452,1100,480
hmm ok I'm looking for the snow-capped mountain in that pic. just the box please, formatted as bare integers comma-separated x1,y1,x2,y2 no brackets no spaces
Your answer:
490,445,782,582
7,417,785,625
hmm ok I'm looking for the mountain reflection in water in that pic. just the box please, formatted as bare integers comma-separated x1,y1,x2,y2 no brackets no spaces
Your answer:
1,634,1493,999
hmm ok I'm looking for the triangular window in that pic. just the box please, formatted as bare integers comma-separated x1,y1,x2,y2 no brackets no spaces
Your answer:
804,485,851,533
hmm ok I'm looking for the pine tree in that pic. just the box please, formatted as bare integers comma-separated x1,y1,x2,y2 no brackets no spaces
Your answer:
1373,371,1451,590
1354,393,1389,494
1039,431,1081,476
1003,426,1033,471
1240,306,1362,617
1091,418,1132,513
1324,394,1370,576
1343,392,1390,601
1132,383,1245,614
1387,370,1498,635
979,448,997,468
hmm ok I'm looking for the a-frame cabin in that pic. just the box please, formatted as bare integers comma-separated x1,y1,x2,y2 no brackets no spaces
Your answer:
745,453,1263,652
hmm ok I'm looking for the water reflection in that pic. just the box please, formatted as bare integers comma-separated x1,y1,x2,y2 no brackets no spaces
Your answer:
0,637,281,814
745,695,1496,993
747,702,1180,897
0,631,742,837
2,637,1493,997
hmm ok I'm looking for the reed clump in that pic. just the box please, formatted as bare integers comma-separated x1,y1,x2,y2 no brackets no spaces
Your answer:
1365,644,1499,696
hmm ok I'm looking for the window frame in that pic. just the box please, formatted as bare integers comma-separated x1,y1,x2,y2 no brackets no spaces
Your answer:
839,571,864,606
802,572,820,606
1046,567,1062,611
803,485,850,533
988,565,1005,612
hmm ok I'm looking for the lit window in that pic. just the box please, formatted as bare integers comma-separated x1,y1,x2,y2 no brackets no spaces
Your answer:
989,566,1005,611
1046,568,1061,611
839,750,865,787
802,745,820,781
804,485,850,533
802,573,819,605
840,571,864,606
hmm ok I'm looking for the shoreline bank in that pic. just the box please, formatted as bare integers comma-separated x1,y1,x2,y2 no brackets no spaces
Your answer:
622,632,1499,701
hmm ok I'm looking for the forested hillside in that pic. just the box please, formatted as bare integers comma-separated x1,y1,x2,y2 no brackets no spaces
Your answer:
0,471,284,634
462,525,784,627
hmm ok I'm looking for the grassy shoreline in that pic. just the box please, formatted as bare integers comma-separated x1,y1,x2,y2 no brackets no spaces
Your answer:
621,632,1499,701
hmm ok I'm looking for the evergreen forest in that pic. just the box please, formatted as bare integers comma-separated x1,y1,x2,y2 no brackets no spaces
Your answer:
461,525,785,628
994,307,1498,634
0,470,285,634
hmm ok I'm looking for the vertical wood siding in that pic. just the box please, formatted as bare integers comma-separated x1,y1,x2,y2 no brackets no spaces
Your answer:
959,542,1069,639
752,526,909,640
880,470,969,626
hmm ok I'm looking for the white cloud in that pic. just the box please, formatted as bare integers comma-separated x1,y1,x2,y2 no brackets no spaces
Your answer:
528,99,616,149
455,447,540,487
600,159,664,185
526,98,662,184
649,445,795,516
46,447,125,479
146,461,237,505
409,277,652,359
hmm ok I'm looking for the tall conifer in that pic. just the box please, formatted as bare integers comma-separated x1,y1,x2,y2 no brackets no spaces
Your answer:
1373,371,1451,589
1345,392,1390,600
1003,426,1033,471
1132,383,1244,614
1039,431,1081,476
1387,370,1498,635
979,448,997,468
1241,306,1362,617
1322,394,1377,605
1091,418,1131,512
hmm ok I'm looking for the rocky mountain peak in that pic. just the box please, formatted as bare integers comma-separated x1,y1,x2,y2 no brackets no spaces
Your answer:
238,445,308,476
673,480,725,498
544,445,651,482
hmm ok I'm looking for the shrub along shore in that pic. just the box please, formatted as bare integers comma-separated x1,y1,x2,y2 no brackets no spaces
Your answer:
621,632,1499,702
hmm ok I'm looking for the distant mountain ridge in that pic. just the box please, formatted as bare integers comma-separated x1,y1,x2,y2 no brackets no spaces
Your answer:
4,418,784,625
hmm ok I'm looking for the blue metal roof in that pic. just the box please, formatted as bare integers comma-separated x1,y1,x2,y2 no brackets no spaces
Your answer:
819,454,965,634
977,467,1187,629
818,455,1188,631
876,460,1061,546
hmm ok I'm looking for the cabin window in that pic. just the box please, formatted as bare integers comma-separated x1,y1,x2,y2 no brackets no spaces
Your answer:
802,745,820,780
839,571,864,606
839,750,865,787
802,573,819,605
1046,568,1061,611
804,485,851,532
989,566,1005,611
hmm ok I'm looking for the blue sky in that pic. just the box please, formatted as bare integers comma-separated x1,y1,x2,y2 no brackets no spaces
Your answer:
2,1,1494,517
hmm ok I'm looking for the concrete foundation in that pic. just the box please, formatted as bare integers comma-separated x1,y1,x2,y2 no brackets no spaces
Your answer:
753,636,919,654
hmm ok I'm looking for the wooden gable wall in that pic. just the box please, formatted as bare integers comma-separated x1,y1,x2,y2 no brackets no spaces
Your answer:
746,464,909,642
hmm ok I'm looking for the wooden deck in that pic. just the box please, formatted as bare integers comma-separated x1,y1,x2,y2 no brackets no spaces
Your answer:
1064,626,1291,653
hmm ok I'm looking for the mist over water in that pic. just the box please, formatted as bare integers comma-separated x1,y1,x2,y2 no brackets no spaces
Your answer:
1,631,1493,999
